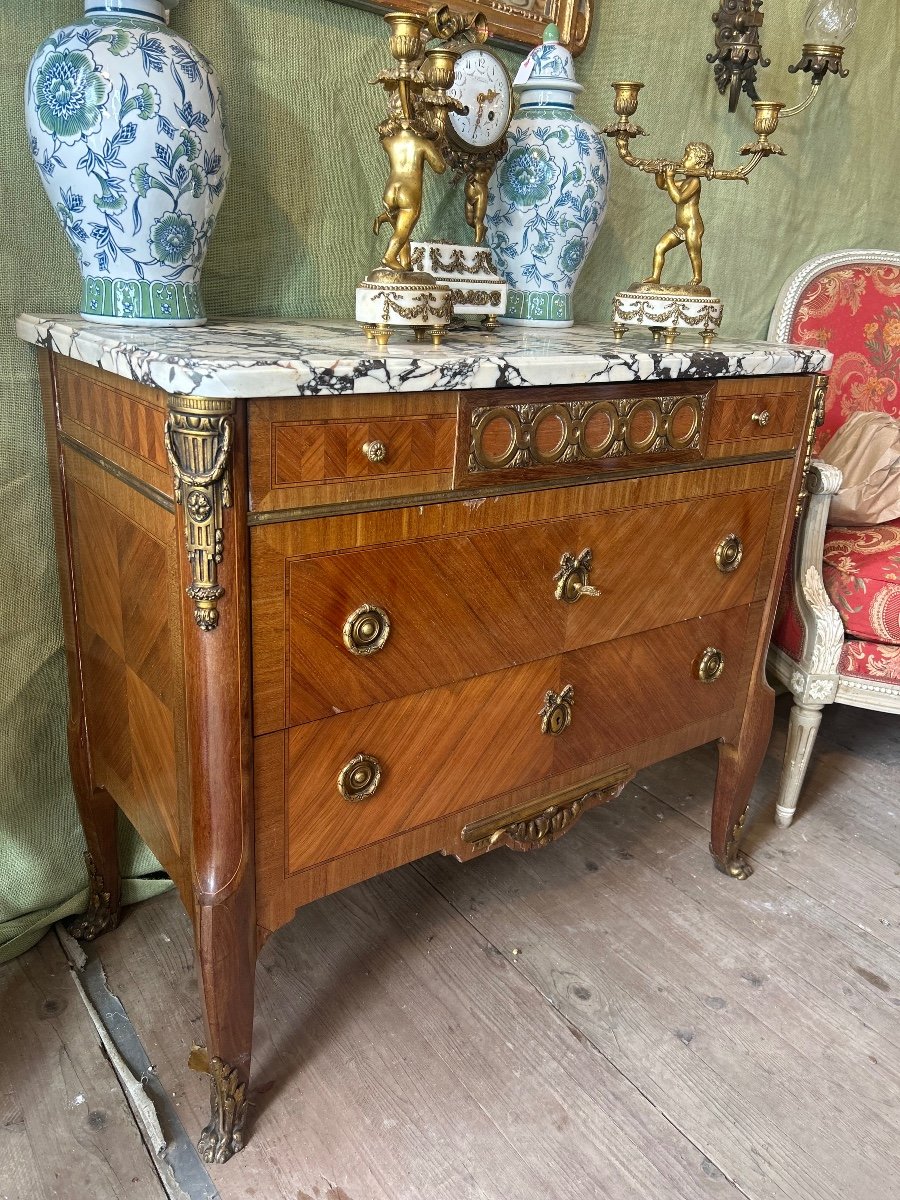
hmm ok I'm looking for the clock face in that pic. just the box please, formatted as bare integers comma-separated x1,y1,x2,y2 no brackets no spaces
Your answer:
448,48,512,151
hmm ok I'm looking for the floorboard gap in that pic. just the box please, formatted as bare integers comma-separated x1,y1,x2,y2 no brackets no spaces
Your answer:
56,925,220,1200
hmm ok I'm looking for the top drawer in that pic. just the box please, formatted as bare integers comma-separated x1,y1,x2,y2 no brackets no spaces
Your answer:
247,377,813,514
706,377,807,455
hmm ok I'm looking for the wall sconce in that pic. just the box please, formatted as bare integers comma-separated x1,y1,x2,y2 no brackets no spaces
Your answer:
709,0,858,114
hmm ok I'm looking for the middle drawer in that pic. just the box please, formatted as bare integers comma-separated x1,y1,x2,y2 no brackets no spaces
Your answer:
254,485,774,729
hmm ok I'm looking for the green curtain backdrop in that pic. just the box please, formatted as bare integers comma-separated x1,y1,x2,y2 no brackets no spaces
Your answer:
1,0,897,960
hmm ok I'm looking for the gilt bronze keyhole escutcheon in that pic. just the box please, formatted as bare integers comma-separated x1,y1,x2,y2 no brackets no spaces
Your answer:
694,647,725,683
554,549,601,603
343,604,391,655
338,754,382,801
540,684,575,736
715,533,743,573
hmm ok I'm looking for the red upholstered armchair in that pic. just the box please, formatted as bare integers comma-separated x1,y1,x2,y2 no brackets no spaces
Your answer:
768,249,900,826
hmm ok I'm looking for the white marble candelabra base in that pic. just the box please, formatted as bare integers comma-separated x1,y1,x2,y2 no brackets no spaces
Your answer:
356,275,452,346
410,242,507,326
612,288,724,346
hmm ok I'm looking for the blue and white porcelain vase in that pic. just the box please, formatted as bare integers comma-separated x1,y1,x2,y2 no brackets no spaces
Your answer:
25,0,229,326
486,25,608,328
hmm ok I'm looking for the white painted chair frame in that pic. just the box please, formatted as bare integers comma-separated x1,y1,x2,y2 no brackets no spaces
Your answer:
767,249,900,827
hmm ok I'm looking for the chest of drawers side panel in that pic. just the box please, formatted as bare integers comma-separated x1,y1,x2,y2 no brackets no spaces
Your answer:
39,352,191,906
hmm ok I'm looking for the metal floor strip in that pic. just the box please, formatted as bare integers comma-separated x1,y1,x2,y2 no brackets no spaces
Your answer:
56,925,220,1200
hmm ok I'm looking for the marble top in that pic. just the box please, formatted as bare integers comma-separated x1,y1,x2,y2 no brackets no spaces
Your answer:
16,315,832,399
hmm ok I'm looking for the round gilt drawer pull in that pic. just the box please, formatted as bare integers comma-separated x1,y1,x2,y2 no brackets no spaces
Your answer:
715,533,744,573
694,646,726,684
750,410,771,427
554,549,601,604
540,684,575,736
338,753,382,802
343,604,390,655
362,440,387,463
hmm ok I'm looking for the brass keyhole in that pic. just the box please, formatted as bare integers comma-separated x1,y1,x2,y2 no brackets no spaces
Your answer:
554,549,600,604
715,533,743,573
343,604,390,655
540,685,575,736
338,753,382,801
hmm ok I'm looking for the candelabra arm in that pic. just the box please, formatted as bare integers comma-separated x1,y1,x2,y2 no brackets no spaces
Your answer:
610,134,675,176
707,153,764,182
782,80,821,119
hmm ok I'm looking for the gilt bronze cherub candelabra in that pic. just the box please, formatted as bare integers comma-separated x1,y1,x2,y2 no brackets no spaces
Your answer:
602,82,784,344
356,7,509,345
356,11,460,347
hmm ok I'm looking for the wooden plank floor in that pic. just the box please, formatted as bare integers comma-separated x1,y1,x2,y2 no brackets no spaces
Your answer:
2,696,899,1200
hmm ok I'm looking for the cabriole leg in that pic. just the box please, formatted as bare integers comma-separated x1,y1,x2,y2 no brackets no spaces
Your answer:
190,881,255,1163
710,675,775,879
167,392,256,1158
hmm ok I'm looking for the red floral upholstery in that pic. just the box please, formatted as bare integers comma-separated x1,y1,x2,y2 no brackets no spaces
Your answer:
787,263,900,453
823,520,900,646
838,639,900,683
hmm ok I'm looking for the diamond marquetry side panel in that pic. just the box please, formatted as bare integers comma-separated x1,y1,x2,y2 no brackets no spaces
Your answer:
67,456,185,885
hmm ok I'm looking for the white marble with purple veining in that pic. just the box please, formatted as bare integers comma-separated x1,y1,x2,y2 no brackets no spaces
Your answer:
16,314,832,399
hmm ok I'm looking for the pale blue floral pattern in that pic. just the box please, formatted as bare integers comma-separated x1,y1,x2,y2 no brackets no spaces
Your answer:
26,7,228,323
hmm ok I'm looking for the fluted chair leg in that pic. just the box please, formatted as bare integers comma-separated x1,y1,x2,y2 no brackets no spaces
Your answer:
775,701,824,827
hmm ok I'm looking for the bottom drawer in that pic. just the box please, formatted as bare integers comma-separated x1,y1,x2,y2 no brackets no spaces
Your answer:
283,606,751,873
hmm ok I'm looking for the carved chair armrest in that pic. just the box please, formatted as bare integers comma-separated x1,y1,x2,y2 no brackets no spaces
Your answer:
792,459,845,679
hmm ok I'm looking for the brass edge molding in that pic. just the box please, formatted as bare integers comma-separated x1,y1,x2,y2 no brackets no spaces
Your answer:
164,394,235,631
796,373,828,516
58,431,175,512
246,450,795,525
462,766,633,854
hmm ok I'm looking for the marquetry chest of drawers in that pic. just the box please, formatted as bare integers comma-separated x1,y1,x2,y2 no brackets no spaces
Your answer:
19,315,831,1162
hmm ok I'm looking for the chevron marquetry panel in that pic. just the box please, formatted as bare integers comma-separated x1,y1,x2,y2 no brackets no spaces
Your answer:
283,605,751,874
259,484,772,727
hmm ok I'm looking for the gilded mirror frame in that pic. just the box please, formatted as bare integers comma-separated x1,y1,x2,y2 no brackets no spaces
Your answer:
330,0,595,56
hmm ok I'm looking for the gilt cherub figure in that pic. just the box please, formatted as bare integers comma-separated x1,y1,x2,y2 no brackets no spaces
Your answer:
602,82,784,341
373,115,447,274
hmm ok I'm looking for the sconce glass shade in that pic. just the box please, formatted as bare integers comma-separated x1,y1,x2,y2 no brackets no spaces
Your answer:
804,0,859,45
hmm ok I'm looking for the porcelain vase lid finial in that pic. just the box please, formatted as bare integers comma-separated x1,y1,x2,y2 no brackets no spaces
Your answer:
513,22,582,104
83,0,178,16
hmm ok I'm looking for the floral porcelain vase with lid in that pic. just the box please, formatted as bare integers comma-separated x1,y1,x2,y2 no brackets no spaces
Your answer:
25,0,229,326
485,24,608,327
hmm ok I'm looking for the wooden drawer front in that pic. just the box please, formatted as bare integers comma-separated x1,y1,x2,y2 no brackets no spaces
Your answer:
277,487,773,725
284,606,750,873
248,395,456,511
708,390,802,449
